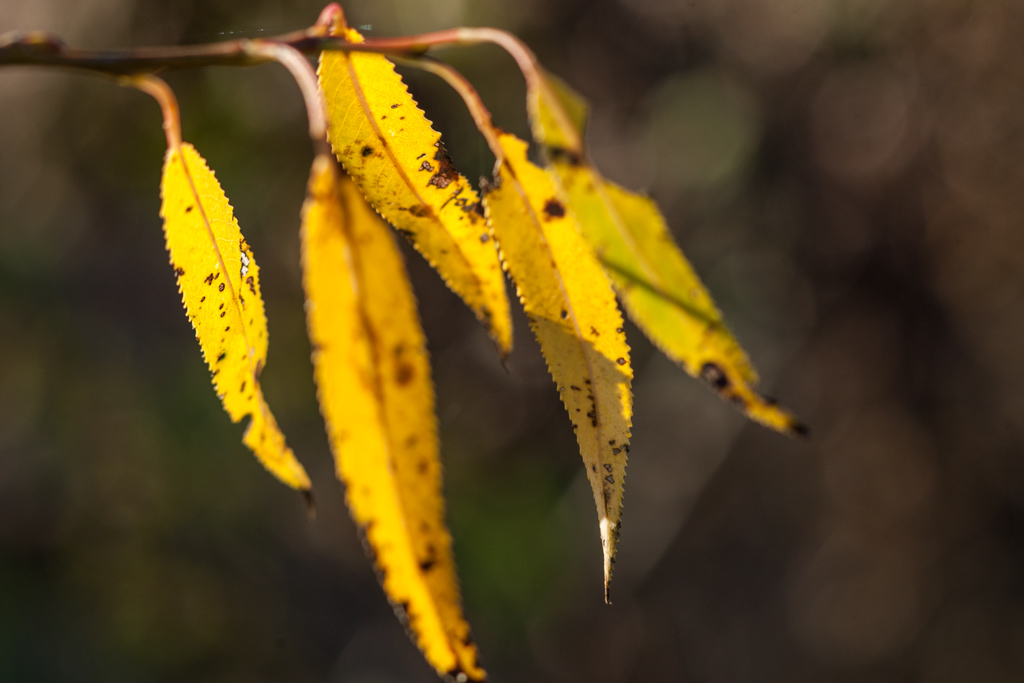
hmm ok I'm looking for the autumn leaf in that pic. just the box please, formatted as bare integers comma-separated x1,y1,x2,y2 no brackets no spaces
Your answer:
318,17,512,357
529,70,805,435
482,131,633,601
159,142,311,491
301,154,484,681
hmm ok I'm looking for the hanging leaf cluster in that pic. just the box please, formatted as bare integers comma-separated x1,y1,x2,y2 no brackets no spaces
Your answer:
0,4,805,681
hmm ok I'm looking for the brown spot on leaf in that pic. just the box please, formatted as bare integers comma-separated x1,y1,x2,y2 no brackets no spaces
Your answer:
616,357,627,366
604,474,614,484
547,145,583,166
419,160,434,172
361,145,374,157
700,362,729,390
218,282,226,292
246,276,256,295
204,273,215,285
173,266,185,276
543,198,566,218
395,363,414,386
185,205,194,213
427,144,459,189
408,205,429,217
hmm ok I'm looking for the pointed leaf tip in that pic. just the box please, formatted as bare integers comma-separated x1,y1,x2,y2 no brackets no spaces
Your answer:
159,142,310,491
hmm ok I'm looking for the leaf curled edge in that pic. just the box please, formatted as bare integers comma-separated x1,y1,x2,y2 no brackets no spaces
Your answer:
482,132,633,600
159,143,311,490
301,155,484,681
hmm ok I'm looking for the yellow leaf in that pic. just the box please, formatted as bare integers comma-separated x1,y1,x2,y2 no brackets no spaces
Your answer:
482,132,633,601
530,73,805,436
318,19,512,357
301,155,484,681
159,143,311,491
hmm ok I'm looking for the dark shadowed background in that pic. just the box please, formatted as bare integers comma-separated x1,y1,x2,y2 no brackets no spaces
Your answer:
3,0,1024,681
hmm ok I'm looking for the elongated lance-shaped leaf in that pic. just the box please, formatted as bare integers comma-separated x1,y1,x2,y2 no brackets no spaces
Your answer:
159,143,311,491
528,71,805,436
317,18,512,357
301,155,484,681
483,132,633,601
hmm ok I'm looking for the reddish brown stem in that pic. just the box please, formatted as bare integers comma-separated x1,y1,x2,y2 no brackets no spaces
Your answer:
125,75,181,150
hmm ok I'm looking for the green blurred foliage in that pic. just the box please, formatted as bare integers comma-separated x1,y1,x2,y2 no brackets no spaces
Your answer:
3,0,1024,681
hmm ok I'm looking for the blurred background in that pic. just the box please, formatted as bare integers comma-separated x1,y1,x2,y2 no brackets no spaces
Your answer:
3,0,1024,681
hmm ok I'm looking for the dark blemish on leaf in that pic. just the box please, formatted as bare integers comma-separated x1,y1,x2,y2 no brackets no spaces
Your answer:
427,143,459,189
587,410,596,419
417,459,428,474
405,435,418,448
416,153,426,159
174,266,185,276
395,363,414,386
380,115,386,120
218,282,226,292
390,103,400,109
200,296,206,303
616,357,626,365
407,205,429,217
700,362,729,390
543,198,566,218
603,464,613,472
570,385,581,391
214,272,220,279
224,326,230,332
185,205,194,213
591,464,597,472
419,160,433,172
240,380,247,392
216,351,227,362
604,474,614,484
219,303,224,310
246,276,256,295
616,327,624,334
547,145,583,166
220,311,226,318
560,309,568,319
204,273,215,285
609,440,616,446
361,145,374,157
479,232,490,243
591,326,599,336
612,447,621,455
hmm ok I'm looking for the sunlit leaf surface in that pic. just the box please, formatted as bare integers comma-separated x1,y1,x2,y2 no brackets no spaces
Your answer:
483,132,633,600
319,19,512,357
530,72,805,435
301,155,484,681
159,142,311,491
